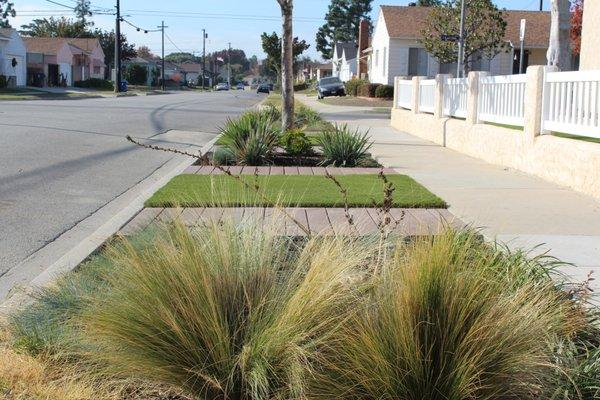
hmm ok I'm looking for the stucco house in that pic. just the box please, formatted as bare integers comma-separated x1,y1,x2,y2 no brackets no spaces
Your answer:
0,28,27,87
332,41,358,82
368,6,551,85
580,0,599,70
66,38,106,81
24,37,105,87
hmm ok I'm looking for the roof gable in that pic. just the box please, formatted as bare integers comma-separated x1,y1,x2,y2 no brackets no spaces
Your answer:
378,5,551,47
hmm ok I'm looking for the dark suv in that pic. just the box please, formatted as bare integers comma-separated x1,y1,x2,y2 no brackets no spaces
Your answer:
317,77,346,99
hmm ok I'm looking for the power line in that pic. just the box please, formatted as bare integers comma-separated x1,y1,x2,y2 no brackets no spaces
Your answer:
164,32,186,54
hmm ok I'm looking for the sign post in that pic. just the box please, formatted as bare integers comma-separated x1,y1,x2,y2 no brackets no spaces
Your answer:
519,19,526,74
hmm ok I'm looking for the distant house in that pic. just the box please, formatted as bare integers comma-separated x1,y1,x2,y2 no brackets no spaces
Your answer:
24,37,106,87
369,5,551,85
123,56,158,86
332,42,358,82
177,63,203,84
580,0,600,70
0,28,27,87
66,38,106,81
308,63,332,81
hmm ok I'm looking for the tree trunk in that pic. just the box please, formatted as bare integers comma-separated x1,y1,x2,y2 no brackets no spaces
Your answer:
547,0,573,71
279,0,294,131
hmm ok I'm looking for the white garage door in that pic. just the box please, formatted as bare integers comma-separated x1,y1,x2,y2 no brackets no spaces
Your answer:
4,55,26,86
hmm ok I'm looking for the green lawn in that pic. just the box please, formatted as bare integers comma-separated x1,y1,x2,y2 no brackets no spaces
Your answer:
552,131,600,144
146,174,447,208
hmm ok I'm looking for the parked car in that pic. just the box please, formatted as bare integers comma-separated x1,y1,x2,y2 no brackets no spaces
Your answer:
257,84,270,94
236,83,245,90
317,77,345,99
215,82,230,91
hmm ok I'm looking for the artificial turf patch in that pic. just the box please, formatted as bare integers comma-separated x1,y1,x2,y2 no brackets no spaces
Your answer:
146,174,447,209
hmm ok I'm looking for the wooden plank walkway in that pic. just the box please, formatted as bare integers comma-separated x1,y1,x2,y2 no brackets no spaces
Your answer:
120,207,463,237
181,166,398,176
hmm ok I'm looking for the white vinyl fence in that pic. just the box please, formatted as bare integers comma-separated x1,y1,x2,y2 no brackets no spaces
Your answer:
478,74,527,126
418,79,436,114
443,78,468,118
542,70,600,139
397,80,413,110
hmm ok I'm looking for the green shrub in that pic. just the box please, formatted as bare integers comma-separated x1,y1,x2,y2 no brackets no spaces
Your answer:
81,221,369,399
293,82,308,91
280,129,314,156
345,78,367,97
219,109,280,165
294,104,322,128
317,124,373,167
124,64,147,85
74,78,114,90
310,230,578,399
375,84,394,98
358,82,381,98
212,147,236,166
0,75,7,89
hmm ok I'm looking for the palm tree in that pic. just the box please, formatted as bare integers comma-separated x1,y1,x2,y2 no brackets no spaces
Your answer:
276,0,294,131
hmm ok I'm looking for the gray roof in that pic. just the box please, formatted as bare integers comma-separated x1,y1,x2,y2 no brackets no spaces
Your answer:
334,41,358,60
0,28,14,40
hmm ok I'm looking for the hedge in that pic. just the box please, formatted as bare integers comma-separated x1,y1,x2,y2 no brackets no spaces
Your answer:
358,82,381,98
375,84,394,98
293,83,308,91
0,75,7,89
345,78,367,97
74,78,114,90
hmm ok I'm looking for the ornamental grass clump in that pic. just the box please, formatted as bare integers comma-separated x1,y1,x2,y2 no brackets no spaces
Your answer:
309,230,580,400
318,124,373,167
80,219,371,399
219,109,280,166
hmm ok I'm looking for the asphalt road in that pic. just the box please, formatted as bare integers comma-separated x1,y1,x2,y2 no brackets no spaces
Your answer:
0,90,262,276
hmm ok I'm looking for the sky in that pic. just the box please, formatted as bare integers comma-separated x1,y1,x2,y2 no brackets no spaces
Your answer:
12,0,550,61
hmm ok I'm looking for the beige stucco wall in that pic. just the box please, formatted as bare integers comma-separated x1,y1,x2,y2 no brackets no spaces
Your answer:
391,108,600,200
580,0,600,70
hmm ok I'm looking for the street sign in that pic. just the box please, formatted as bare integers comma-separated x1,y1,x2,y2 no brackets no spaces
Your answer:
520,19,527,41
441,34,460,42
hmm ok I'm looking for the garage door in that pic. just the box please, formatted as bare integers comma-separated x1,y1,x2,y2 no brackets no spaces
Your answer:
4,55,26,86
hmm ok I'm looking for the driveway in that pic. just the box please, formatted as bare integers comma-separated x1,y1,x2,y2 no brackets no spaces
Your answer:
0,90,262,278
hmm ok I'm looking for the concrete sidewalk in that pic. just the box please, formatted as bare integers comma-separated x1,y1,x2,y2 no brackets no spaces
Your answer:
300,94,600,288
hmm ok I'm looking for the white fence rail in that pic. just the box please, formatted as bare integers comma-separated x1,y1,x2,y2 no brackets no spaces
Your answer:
397,80,413,110
443,77,468,118
418,79,436,114
478,74,527,126
542,71,600,139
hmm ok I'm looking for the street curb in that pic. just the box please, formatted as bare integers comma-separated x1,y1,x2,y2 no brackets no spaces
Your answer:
0,136,219,315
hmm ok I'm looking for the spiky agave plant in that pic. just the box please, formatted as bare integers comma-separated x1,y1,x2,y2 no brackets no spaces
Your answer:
317,124,373,167
309,229,579,400
80,218,371,399
219,109,280,166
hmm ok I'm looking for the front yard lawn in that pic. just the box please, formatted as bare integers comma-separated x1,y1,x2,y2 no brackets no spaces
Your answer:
145,174,447,208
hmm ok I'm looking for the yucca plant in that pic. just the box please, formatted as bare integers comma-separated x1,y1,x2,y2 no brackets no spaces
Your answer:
309,230,579,400
219,109,280,166
80,219,371,399
294,105,322,129
317,124,373,167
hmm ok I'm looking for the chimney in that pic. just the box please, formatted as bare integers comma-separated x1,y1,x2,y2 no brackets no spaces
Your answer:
357,19,370,79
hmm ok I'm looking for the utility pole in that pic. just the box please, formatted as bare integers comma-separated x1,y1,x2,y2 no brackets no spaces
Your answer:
227,42,231,87
158,21,168,91
114,0,121,93
457,0,466,78
540,0,543,11
202,29,206,90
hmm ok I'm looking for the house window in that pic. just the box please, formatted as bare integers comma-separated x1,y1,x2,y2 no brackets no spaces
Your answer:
375,50,379,68
408,48,429,76
93,66,101,74
383,47,387,73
